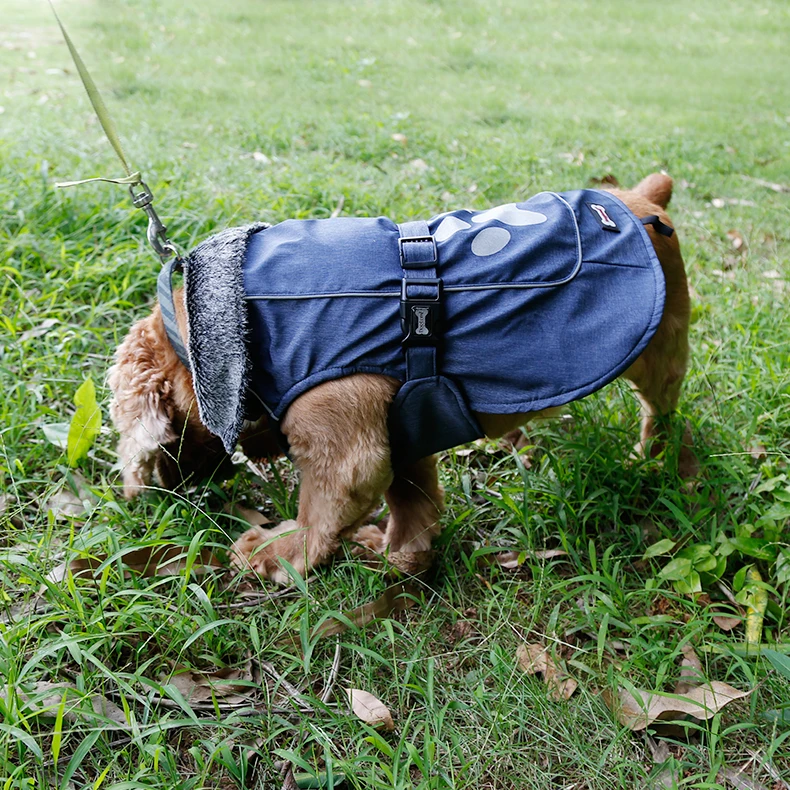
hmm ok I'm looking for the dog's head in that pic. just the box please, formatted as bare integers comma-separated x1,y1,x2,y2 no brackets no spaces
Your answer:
108,295,280,499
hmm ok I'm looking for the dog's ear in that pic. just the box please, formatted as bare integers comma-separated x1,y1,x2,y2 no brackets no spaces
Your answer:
108,312,179,499
633,173,673,209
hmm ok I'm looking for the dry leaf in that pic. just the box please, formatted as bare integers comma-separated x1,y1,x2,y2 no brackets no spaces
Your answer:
748,445,767,461
345,688,394,730
675,645,705,694
20,317,58,342
224,502,272,526
44,543,221,588
604,681,750,731
516,643,578,701
315,582,417,638
717,765,770,790
713,614,741,631
45,489,86,519
166,661,255,707
9,681,129,729
726,230,744,250
44,472,95,519
391,133,407,144
646,737,681,790
493,549,568,570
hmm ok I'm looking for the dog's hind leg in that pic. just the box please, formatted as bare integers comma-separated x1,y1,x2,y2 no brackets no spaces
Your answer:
383,456,444,572
230,374,399,584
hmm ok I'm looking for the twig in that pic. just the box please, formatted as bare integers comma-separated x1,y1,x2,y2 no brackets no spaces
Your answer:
330,194,345,218
321,639,342,704
259,660,313,711
740,174,790,193
747,749,790,790
215,585,302,610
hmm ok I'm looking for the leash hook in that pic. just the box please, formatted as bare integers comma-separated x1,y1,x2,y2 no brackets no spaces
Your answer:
129,182,179,263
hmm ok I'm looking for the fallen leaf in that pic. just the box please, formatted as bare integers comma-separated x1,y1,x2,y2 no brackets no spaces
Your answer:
495,549,568,569
713,614,742,631
748,445,767,461
646,737,681,790
516,643,578,700
391,133,407,144
675,645,705,694
315,582,417,638
44,543,222,588
224,502,272,527
44,489,87,519
19,317,58,342
726,230,744,250
0,494,23,528
166,661,255,706
345,688,394,730
604,681,750,731
9,681,129,729
716,765,770,790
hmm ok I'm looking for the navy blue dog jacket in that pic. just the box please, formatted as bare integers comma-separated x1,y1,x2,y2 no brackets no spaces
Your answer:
167,189,667,465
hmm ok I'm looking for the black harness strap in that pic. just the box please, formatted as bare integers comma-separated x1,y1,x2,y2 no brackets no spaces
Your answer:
397,220,441,380
388,220,483,465
641,214,675,237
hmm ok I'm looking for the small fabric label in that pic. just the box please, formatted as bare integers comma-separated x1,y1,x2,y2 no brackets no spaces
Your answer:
586,202,620,232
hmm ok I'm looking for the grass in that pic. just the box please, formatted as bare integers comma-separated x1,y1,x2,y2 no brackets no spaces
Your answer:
1,0,789,787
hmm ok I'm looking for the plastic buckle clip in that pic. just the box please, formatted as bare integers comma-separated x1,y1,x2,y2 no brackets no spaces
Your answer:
398,234,437,269
400,277,442,347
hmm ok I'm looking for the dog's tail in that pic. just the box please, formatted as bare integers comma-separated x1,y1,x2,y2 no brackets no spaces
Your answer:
633,173,673,209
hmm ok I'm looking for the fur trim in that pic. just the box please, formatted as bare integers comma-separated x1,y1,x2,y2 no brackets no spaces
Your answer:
183,223,268,453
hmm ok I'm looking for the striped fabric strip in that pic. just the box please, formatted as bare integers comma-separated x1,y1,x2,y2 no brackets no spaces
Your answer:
157,259,191,371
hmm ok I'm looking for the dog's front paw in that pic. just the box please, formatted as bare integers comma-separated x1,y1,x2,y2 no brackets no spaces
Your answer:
230,521,300,584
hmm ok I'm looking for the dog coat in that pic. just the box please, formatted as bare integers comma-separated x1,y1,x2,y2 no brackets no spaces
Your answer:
167,189,668,465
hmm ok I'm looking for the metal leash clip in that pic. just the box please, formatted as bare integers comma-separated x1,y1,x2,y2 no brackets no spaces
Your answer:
129,182,180,262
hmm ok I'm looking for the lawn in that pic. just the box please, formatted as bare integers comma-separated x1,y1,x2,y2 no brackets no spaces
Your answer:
1,0,789,787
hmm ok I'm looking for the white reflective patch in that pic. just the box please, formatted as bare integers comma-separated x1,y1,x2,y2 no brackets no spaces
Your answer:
470,203,548,227
471,227,511,257
434,215,472,242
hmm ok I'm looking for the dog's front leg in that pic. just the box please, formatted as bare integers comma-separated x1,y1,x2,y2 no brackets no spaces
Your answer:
230,375,398,584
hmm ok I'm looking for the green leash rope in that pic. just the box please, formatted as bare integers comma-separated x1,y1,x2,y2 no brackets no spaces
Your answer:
48,0,178,261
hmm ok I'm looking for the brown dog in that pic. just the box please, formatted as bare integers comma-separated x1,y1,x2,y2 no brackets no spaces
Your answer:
109,174,689,584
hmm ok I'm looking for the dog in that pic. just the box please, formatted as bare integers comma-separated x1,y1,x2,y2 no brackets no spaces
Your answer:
108,173,690,584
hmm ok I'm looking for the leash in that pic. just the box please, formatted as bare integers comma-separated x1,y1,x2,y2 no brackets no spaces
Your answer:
48,2,192,370
47,0,179,264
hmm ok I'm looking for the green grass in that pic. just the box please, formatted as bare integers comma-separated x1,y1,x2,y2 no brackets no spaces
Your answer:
1,0,789,787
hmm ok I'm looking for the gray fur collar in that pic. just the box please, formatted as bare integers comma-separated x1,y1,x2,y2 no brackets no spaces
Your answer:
182,223,268,454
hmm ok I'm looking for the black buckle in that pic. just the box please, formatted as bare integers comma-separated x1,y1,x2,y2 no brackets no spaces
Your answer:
400,277,442,347
398,234,437,269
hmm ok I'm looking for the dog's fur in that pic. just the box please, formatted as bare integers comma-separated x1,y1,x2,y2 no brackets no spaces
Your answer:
109,174,690,583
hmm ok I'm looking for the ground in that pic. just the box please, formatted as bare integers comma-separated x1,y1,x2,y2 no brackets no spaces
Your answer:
0,0,789,788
